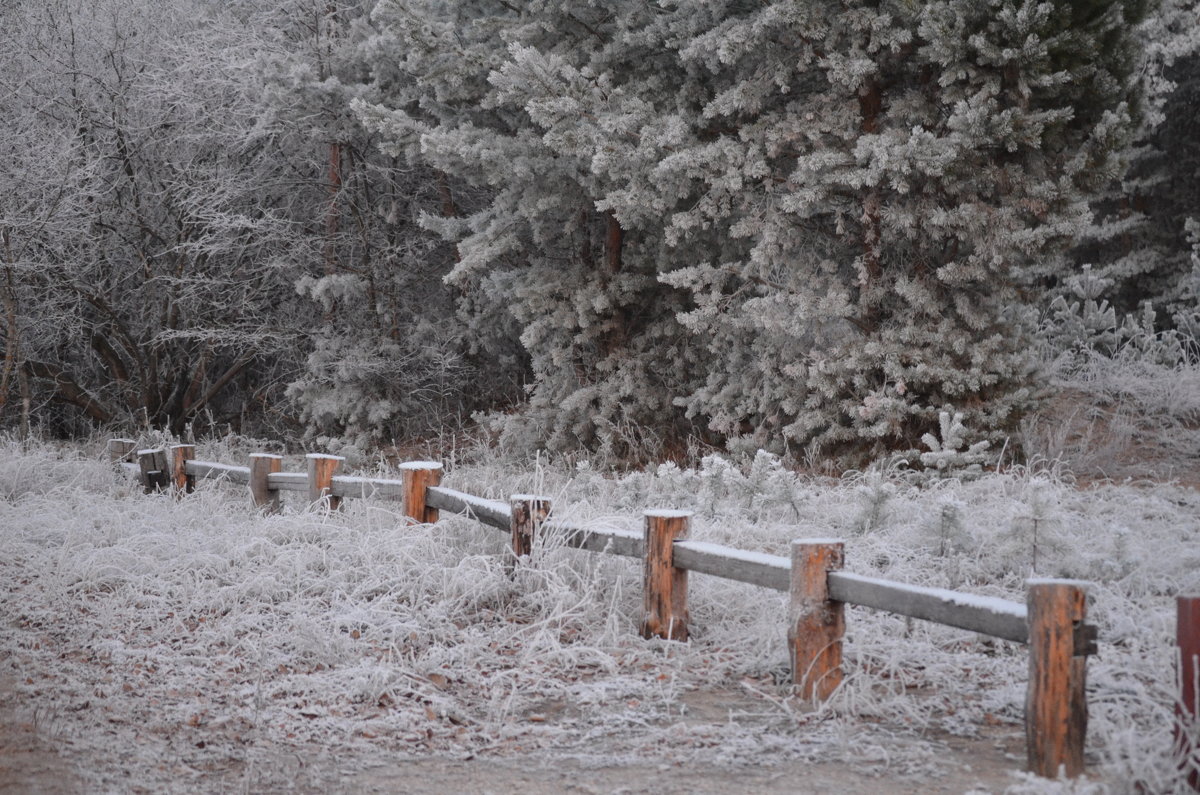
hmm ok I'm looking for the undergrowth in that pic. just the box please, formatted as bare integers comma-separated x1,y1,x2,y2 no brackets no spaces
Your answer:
1,439,1198,791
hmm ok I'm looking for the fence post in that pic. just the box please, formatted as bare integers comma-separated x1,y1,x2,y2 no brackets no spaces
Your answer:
789,539,846,701
640,510,691,642
306,453,344,511
399,461,442,524
1178,595,1200,791
170,444,195,496
107,438,137,466
510,494,551,559
1025,579,1089,779
249,453,283,514
137,448,170,493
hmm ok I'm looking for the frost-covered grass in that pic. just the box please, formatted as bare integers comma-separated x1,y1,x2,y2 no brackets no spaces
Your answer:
1026,339,1200,482
1,438,1198,792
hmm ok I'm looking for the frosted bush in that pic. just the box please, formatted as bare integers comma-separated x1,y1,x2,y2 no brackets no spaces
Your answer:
919,411,993,479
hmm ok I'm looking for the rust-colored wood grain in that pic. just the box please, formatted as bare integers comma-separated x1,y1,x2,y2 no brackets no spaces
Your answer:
170,444,195,496
640,510,690,641
1025,580,1089,779
789,539,845,701
400,462,443,524
306,454,344,512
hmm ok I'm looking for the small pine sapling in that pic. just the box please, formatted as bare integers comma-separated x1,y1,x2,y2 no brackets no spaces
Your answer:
919,411,992,479
927,495,969,559
850,466,897,535
1006,477,1067,575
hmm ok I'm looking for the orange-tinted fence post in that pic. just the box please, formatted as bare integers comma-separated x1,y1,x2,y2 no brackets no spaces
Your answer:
306,453,344,512
399,461,442,524
170,444,195,496
789,539,845,701
1026,579,1090,779
1178,595,1200,791
640,510,691,641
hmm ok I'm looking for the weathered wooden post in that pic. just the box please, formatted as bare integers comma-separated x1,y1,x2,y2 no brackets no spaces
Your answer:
107,438,137,466
399,461,442,524
640,510,691,642
249,453,283,514
1178,595,1200,791
306,453,344,511
1025,579,1090,779
169,444,195,495
789,539,846,701
137,448,170,493
510,494,551,559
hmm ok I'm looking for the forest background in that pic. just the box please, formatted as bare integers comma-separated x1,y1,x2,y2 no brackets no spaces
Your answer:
3,4,1200,791
2,0,1199,474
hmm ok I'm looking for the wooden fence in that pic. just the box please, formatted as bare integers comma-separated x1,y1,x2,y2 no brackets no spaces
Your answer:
109,439,1099,780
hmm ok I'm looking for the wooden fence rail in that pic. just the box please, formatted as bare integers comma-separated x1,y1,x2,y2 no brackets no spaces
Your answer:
109,441,1098,780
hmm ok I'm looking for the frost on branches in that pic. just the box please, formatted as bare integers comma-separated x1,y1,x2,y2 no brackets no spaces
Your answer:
360,0,1147,465
1069,0,1200,324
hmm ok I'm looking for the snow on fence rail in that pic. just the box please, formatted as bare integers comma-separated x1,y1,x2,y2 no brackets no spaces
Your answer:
108,439,1097,780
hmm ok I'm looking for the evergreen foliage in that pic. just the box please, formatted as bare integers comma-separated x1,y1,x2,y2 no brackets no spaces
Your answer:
1068,0,1200,325
361,0,1149,464
1,0,1193,472
252,0,497,452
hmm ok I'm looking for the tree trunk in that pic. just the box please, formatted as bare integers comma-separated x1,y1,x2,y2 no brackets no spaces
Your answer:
23,360,115,424
858,79,883,332
0,232,21,423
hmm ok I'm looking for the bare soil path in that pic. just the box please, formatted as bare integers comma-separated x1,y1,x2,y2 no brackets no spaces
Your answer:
1,671,1089,794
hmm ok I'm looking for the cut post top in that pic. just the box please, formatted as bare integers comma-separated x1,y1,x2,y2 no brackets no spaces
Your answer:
306,453,346,462
644,509,693,519
398,461,443,470
169,444,195,451
511,493,551,502
792,537,847,546
111,438,137,445
137,448,165,456
250,453,284,460
1025,578,1092,589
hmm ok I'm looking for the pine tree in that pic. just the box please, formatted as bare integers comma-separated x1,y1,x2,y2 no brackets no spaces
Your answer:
655,0,1148,462
361,0,1149,464
1068,0,1200,326
250,0,494,451
359,1,711,457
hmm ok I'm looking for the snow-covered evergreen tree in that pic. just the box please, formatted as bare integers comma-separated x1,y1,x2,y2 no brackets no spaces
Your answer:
247,0,498,451
654,0,1148,462
360,0,1148,464
1068,0,1200,323
358,2,711,457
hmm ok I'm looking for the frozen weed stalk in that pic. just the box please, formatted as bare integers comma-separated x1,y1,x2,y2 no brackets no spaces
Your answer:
926,494,968,559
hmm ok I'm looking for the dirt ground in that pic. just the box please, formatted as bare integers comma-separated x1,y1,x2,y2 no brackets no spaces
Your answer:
2,673,1099,794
